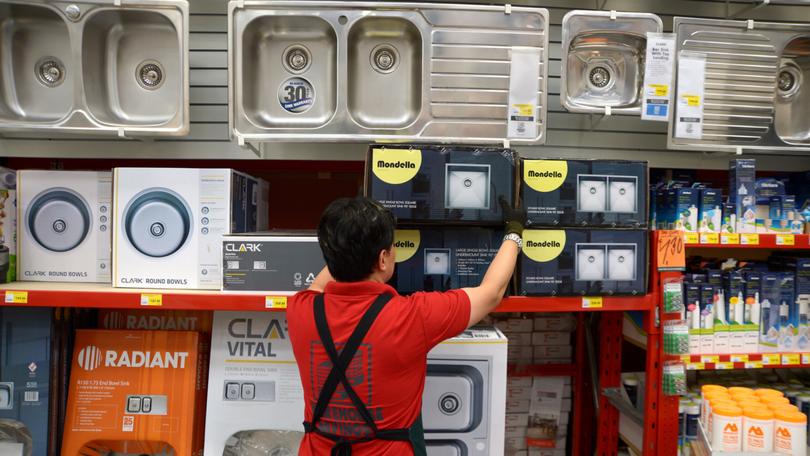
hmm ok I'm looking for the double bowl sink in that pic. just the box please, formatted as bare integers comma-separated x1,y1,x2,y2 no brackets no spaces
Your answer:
229,1,549,144
669,17,810,151
0,0,188,136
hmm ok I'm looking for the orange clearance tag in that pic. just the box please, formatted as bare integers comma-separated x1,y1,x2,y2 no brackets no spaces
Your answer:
657,230,686,271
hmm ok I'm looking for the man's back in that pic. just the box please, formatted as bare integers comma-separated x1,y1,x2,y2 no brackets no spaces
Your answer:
287,280,470,455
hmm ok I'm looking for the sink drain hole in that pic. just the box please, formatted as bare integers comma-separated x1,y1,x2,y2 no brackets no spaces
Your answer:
136,60,165,90
35,57,66,88
282,45,312,74
589,66,611,89
777,63,802,99
371,44,399,74
779,71,796,92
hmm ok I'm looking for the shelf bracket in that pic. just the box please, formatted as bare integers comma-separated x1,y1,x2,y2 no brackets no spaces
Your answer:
239,141,262,158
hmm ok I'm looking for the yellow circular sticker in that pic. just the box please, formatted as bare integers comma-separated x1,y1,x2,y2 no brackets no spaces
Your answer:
372,148,422,185
394,230,420,263
523,230,567,263
523,160,568,193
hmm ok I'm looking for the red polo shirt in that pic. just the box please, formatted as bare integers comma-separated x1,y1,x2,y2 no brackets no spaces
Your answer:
287,280,471,456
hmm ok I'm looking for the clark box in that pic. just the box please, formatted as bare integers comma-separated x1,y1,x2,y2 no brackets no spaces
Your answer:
519,229,648,296
221,232,324,293
522,159,647,228
392,227,503,294
365,145,517,225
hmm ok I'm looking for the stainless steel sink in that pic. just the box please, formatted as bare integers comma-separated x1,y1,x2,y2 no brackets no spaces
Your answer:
229,2,549,145
561,10,662,115
669,17,810,151
0,0,188,137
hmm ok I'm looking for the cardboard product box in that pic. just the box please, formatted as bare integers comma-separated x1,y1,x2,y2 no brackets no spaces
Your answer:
698,188,722,233
531,332,570,346
729,159,756,233
0,308,52,456
61,329,204,456
533,315,576,332
365,145,517,225
721,202,736,233
505,332,533,346
508,346,534,362
98,309,213,333
204,312,304,456
505,413,530,428
778,273,797,351
425,327,507,455
670,188,699,232
505,318,534,333
506,426,528,438
520,159,647,228
0,188,16,283
221,232,324,293
519,229,647,296
533,345,573,361
256,178,270,231
17,171,111,282
508,377,533,388
113,168,258,289
795,259,810,351
700,285,716,354
706,269,723,287
526,377,567,449
685,273,706,284
508,385,533,401
392,227,502,294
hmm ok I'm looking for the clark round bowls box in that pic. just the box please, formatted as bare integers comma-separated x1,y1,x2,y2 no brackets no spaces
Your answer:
521,159,647,227
519,229,648,296
392,228,503,294
365,145,517,225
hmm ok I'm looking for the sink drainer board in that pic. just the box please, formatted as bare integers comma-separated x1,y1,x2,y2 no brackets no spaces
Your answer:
229,1,549,145
669,17,810,151
0,0,189,137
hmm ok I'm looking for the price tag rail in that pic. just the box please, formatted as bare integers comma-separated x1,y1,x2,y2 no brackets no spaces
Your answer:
677,353,810,370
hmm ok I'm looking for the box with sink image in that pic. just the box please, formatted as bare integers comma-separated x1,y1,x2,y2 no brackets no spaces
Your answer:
521,159,647,227
61,329,204,456
204,312,304,456
392,228,503,294
0,188,16,283
0,308,52,456
365,145,517,225
519,229,647,296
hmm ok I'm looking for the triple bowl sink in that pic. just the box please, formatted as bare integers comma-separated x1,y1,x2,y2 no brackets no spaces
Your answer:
0,0,188,137
229,1,549,145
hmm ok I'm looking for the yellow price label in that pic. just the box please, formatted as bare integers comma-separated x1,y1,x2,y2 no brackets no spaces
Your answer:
782,354,800,365
716,362,735,370
721,233,740,245
140,294,163,306
741,233,760,245
777,234,795,246
745,361,763,369
582,297,603,309
700,233,719,245
654,85,669,96
513,104,534,117
4,291,28,304
684,232,699,244
681,355,692,363
265,296,288,310
802,353,810,365
730,354,749,363
701,355,720,364
686,362,705,370
684,95,701,107
762,354,781,365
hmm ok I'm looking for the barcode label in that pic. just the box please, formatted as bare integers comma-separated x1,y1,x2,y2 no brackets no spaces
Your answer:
24,391,38,402
226,261,240,270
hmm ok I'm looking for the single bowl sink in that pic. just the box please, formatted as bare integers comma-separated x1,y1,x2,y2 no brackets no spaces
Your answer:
240,14,337,129
347,16,422,129
82,9,183,127
0,3,73,123
561,11,662,115
775,36,810,145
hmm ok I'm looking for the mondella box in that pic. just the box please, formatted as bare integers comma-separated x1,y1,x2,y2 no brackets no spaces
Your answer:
392,228,503,294
521,159,647,227
519,229,648,296
365,145,517,225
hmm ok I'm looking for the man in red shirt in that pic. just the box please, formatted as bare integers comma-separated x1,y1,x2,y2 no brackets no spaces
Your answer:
288,197,524,455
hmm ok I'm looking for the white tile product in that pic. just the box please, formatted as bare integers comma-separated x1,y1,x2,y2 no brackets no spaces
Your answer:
17,171,111,282
533,345,573,360
424,327,506,456
533,315,576,332
204,312,304,456
113,168,259,289
531,332,571,346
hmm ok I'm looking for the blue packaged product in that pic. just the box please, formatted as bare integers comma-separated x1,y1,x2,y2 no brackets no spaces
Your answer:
672,188,699,232
698,188,722,232
706,269,723,287
729,159,756,232
755,178,785,199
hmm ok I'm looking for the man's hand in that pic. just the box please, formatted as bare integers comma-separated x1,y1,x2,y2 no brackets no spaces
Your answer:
500,197,527,236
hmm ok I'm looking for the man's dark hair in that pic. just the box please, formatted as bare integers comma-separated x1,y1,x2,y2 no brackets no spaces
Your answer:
317,197,396,282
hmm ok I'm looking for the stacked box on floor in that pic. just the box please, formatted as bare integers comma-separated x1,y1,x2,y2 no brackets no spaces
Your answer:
519,159,649,296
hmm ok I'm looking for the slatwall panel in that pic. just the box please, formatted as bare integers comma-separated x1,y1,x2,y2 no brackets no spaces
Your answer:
2,0,810,170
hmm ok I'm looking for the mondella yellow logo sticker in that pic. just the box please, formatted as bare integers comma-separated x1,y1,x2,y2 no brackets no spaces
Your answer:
523,160,568,192
523,230,567,263
394,230,420,263
372,148,422,184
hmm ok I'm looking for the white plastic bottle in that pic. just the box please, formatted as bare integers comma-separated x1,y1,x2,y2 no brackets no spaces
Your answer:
711,405,743,452
742,407,774,452
774,410,807,456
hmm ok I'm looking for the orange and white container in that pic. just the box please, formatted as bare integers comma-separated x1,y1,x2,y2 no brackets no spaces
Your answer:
708,398,738,435
703,391,732,424
729,386,755,395
711,405,743,452
742,407,774,452
774,410,807,456
755,388,784,399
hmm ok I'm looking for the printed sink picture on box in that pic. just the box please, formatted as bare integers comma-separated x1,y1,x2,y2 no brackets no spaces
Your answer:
392,228,503,294
520,229,647,296
365,145,517,224
221,232,324,293
522,159,647,227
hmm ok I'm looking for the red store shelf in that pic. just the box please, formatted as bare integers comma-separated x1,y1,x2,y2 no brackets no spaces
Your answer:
675,353,810,370
496,294,655,313
683,232,810,250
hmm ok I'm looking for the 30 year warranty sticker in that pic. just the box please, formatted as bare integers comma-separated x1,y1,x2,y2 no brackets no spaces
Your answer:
278,77,315,114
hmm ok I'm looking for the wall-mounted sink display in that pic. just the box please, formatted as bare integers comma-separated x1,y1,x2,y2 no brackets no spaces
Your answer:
560,10,662,115
0,0,188,137
229,2,549,145
669,17,810,151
